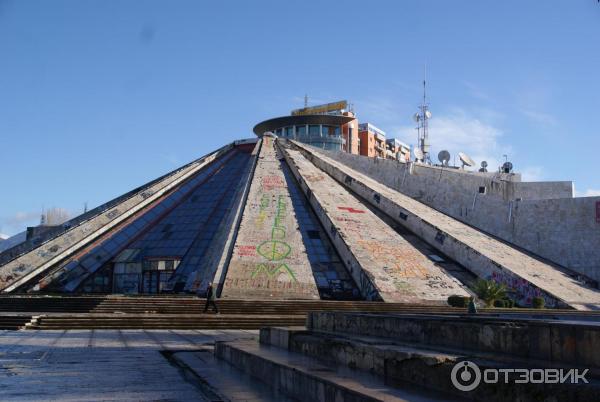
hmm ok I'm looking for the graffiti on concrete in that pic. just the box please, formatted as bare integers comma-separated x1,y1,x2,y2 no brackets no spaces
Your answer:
252,195,296,282
261,175,285,192
357,240,428,280
252,262,297,281
237,246,257,257
490,271,557,307
256,194,270,229
337,206,365,214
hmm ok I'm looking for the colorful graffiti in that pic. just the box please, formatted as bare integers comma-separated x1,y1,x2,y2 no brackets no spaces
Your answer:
251,194,297,282
256,194,270,229
490,271,557,307
357,240,428,280
252,262,297,281
261,175,285,191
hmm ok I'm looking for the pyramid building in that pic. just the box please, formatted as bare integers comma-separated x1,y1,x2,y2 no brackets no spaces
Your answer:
2,108,600,310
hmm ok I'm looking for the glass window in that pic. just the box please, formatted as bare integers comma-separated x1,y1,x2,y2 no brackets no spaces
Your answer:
275,128,283,137
285,126,294,137
309,125,320,136
334,126,341,136
296,125,307,136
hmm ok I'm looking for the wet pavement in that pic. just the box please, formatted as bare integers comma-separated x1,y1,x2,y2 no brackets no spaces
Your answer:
0,329,257,401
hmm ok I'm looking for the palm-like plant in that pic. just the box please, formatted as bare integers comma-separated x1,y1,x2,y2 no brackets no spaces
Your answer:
474,279,507,307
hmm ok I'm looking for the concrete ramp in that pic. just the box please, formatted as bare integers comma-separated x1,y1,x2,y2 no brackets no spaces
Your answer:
281,145,469,303
221,137,320,299
290,140,600,310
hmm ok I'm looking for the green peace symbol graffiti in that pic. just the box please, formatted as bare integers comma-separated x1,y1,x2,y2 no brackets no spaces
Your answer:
256,240,291,261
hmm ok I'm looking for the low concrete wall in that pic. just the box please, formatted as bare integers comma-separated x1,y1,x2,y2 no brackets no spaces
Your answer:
308,312,600,368
312,148,599,283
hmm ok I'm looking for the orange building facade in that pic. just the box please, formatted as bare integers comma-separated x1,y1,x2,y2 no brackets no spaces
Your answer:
358,123,387,158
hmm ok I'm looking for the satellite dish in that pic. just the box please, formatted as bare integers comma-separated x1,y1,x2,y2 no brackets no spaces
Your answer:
413,148,424,161
502,161,513,173
425,110,432,119
413,112,421,122
458,152,475,169
479,161,488,173
438,150,450,165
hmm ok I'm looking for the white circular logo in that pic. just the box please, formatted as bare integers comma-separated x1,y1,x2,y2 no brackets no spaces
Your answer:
451,360,481,392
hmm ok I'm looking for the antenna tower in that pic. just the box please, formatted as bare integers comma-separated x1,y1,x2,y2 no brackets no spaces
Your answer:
413,66,432,163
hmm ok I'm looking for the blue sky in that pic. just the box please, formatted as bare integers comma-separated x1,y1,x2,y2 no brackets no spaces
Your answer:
1,0,599,236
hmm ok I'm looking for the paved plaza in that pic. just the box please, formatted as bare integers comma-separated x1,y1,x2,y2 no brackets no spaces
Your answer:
0,329,259,401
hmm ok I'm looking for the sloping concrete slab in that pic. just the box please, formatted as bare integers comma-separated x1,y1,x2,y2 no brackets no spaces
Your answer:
0,143,234,293
221,137,320,299
281,144,469,303
291,140,600,310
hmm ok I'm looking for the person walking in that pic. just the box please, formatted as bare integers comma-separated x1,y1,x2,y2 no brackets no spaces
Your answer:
203,282,219,314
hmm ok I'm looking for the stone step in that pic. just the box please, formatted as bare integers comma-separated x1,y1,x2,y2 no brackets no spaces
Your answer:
215,339,458,402
259,326,600,402
171,349,296,401
0,314,32,329
27,314,306,330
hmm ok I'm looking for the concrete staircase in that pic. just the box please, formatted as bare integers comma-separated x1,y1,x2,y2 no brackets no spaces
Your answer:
0,314,32,330
0,296,463,330
215,312,600,401
3,296,600,330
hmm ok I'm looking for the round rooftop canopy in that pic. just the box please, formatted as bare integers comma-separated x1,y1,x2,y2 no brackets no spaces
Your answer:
253,114,354,137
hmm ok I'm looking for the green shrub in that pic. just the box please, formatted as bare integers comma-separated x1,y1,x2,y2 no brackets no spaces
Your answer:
474,279,507,307
532,297,545,309
506,299,515,308
447,295,469,308
493,299,506,308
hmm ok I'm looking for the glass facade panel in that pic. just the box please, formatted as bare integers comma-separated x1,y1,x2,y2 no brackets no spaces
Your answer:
51,148,253,294
296,125,307,136
308,125,320,136
284,126,294,137
280,161,361,300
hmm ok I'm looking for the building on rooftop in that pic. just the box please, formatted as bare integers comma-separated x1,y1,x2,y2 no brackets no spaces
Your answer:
385,137,411,162
253,100,359,154
358,123,387,158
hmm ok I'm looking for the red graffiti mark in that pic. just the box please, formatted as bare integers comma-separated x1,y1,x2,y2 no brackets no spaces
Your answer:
262,175,284,191
338,206,365,214
596,201,600,223
238,245,257,257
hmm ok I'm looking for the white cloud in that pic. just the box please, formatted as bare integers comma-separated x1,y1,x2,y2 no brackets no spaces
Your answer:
520,166,544,181
390,107,511,172
463,81,491,101
520,109,557,126
575,188,600,198
0,211,39,237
